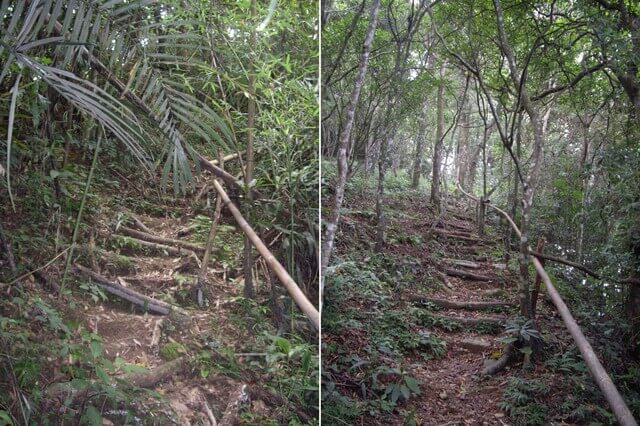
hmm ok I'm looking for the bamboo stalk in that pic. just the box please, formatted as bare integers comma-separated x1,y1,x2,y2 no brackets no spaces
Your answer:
211,179,319,329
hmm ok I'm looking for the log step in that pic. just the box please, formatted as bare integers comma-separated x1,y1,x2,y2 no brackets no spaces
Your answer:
412,296,512,311
443,267,494,282
431,314,504,327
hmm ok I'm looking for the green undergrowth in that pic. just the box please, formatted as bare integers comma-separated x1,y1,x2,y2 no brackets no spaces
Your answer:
322,251,449,421
498,269,640,425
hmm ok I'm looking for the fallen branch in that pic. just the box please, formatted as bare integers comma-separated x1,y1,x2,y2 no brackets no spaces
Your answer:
211,179,319,329
74,264,176,316
435,229,476,239
412,296,511,311
442,267,494,282
434,270,454,293
118,226,205,254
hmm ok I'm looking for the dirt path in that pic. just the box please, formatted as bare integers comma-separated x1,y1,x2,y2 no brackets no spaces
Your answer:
62,190,314,424
322,193,523,425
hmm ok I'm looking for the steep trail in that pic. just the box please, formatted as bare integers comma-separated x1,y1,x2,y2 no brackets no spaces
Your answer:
400,200,518,425
322,190,575,425
49,179,317,424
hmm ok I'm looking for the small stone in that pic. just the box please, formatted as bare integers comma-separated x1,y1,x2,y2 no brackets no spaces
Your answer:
439,390,447,400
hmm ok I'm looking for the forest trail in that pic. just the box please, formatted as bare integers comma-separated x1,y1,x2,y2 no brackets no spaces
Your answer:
401,200,516,425
44,179,315,425
322,189,574,425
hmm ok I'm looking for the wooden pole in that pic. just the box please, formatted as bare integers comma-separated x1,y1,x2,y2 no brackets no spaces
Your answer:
457,182,637,425
211,180,319,329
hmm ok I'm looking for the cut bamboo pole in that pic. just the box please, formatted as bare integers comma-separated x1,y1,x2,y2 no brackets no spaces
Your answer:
457,182,638,426
211,179,319,329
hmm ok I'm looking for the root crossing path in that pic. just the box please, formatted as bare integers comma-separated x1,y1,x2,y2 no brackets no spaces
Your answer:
322,192,555,425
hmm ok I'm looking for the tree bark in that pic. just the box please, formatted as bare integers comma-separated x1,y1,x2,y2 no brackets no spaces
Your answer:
243,0,258,300
494,0,546,319
319,0,381,304
430,64,446,210
412,101,429,188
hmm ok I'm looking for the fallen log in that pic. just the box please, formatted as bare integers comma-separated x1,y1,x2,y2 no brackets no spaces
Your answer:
412,296,511,311
118,226,205,254
211,179,319,329
74,264,177,316
442,267,494,282
435,232,480,244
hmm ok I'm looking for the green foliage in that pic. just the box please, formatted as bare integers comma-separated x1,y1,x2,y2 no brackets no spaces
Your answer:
500,377,550,426
159,342,186,361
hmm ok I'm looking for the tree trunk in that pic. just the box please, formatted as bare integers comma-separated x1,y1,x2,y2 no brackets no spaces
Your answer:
412,101,429,188
375,134,389,252
243,0,257,299
494,0,546,320
430,65,446,210
319,0,381,302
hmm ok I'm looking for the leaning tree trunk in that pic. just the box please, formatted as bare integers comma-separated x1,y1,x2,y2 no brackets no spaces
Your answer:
320,0,381,302
430,65,446,211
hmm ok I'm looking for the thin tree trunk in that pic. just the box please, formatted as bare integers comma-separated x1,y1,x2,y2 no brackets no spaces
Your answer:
243,0,257,299
494,0,546,319
375,134,389,252
412,102,429,188
430,65,446,210
319,0,381,303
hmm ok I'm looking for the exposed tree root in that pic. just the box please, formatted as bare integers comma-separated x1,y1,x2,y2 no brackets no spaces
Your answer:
412,296,511,311
118,226,205,254
442,267,494,282
481,343,515,375
74,264,177,316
